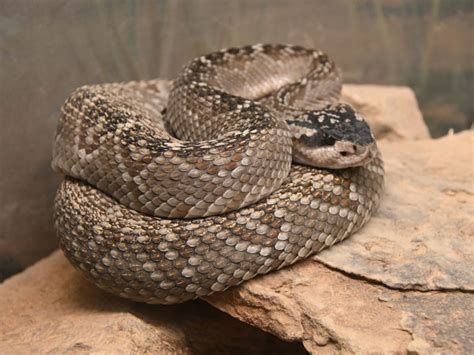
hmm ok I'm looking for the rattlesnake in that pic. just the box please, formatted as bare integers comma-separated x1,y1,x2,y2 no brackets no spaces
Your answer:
52,44,384,304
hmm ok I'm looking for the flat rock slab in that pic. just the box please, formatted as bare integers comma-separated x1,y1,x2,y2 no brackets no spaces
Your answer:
316,132,473,292
0,251,305,354
0,84,463,354
206,131,474,354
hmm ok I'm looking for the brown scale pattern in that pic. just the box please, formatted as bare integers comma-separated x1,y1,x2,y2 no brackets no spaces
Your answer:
52,44,385,304
55,160,383,304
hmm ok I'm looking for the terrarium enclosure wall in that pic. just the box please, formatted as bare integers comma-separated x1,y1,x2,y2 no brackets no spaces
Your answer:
0,0,472,280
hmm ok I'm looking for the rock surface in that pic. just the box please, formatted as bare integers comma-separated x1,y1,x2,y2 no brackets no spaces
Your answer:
316,132,473,292
342,84,431,141
206,131,474,354
1,84,470,354
0,251,305,354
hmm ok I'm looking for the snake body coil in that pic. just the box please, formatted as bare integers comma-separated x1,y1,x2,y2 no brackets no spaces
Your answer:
52,44,384,304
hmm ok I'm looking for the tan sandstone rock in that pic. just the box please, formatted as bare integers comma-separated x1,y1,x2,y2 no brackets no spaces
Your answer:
1,84,467,354
0,251,305,354
206,131,474,354
342,84,431,141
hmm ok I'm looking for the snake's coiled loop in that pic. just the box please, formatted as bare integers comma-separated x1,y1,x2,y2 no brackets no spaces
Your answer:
53,45,384,304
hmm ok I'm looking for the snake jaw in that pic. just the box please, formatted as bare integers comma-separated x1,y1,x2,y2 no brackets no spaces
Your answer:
292,139,376,169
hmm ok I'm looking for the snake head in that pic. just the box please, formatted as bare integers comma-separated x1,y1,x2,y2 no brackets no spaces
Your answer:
289,103,376,169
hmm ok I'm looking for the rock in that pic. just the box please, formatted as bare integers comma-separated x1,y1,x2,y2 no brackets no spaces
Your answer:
1,84,467,353
316,131,473,292
0,251,306,354
342,85,431,141
205,131,474,354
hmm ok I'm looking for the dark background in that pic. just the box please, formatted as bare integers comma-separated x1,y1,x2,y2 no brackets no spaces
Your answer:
1,0,472,280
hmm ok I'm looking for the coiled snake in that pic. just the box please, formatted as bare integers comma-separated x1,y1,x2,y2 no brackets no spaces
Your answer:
52,44,384,304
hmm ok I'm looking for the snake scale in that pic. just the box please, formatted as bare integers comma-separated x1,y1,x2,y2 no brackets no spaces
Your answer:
52,44,384,304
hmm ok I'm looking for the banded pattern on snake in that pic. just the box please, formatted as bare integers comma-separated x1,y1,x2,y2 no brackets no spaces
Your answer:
52,44,384,304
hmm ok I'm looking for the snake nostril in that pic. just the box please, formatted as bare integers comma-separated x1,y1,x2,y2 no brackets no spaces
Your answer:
339,145,357,157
